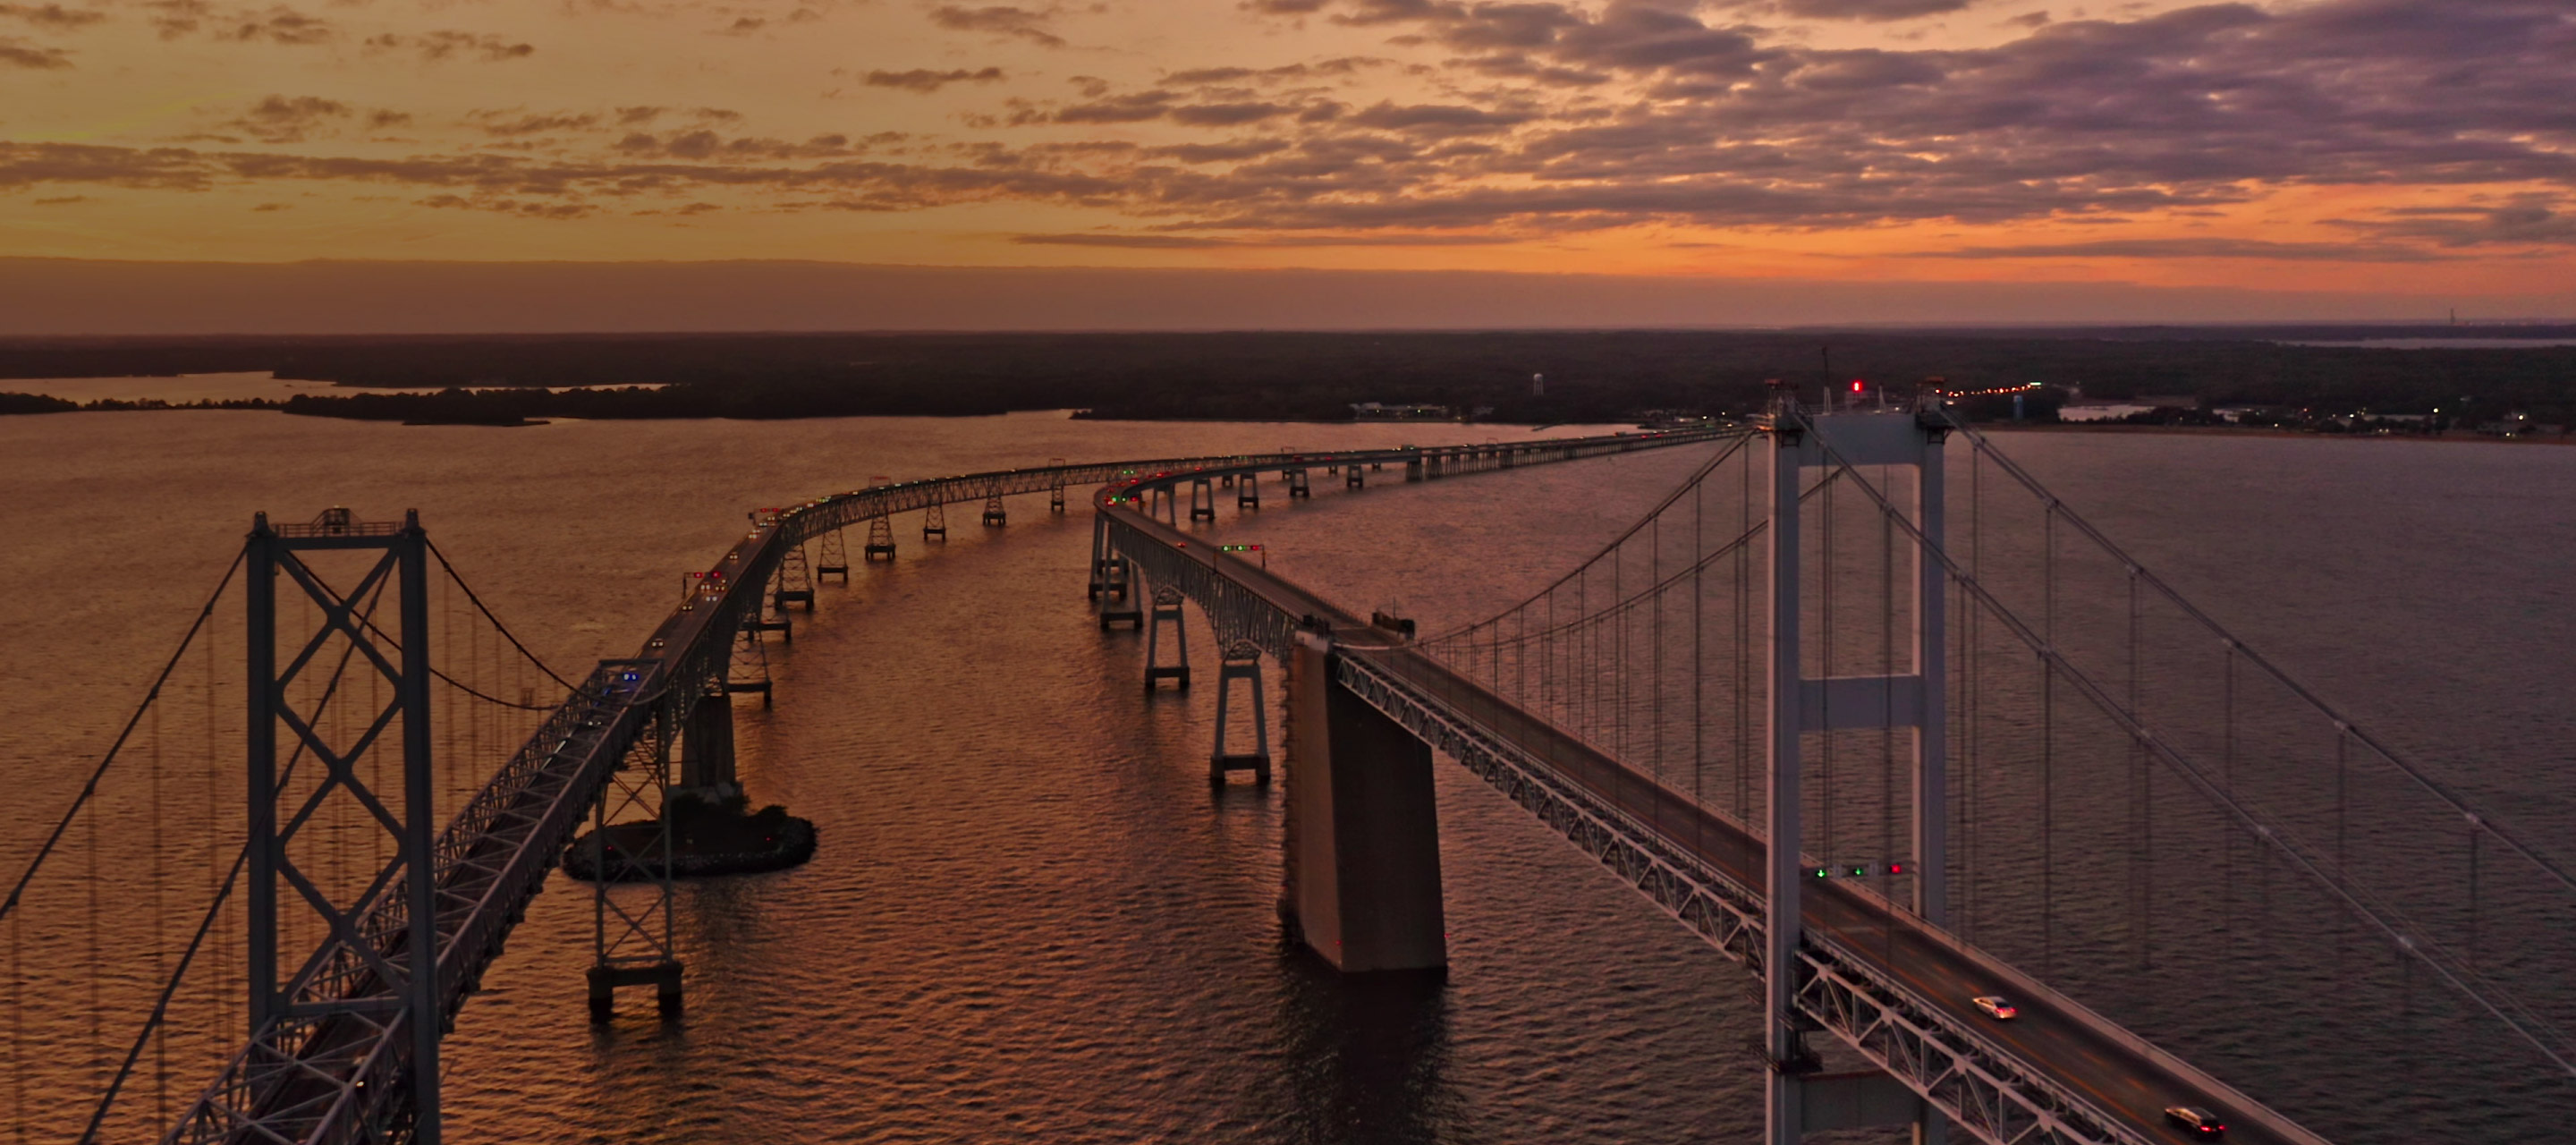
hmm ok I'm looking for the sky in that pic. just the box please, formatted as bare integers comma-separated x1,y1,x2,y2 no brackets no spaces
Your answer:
1,0,2572,328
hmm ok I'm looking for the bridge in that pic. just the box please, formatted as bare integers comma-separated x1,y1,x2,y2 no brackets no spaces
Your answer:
7,398,2572,1143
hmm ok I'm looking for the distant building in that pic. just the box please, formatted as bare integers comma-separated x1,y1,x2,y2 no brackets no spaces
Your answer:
2056,388,2199,423
1351,402,1451,420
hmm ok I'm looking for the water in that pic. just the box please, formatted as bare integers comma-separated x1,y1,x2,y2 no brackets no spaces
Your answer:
4,403,2574,1142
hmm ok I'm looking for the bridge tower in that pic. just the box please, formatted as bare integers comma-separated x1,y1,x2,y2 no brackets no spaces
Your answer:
241,508,445,1144
1765,391,1948,1145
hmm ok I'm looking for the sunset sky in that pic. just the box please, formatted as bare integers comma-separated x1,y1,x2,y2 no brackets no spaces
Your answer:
2,0,2572,327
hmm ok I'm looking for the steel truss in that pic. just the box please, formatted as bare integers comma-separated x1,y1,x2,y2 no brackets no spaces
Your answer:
1329,653,2150,1145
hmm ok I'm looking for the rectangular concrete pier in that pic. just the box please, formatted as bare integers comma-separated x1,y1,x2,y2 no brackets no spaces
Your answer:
1284,632,1448,973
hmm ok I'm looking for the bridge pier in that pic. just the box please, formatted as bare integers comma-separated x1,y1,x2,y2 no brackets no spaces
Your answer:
1209,641,1271,785
924,503,947,539
815,529,850,581
1238,472,1260,509
864,514,896,562
1144,585,1191,690
1285,468,1311,499
1190,477,1217,522
682,689,738,791
1282,632,1447,973
981,492,1007,527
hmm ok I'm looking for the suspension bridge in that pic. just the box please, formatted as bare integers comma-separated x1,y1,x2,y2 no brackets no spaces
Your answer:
6,395,2571,1143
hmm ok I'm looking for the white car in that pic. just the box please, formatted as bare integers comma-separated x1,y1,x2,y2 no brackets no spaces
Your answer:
1970,995,2018,1021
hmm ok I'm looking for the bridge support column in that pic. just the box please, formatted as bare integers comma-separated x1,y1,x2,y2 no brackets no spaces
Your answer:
1766,413,1807,1145
1238,472,1260,509
1144,585,1191,690
864,515,896,562
1210,641,1271,785
1190,477,1217,521
1285,468,1311,499
1282,632,1447,973
681,688,737,791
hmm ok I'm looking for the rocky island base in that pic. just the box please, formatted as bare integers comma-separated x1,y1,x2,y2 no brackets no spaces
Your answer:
564,794,817,881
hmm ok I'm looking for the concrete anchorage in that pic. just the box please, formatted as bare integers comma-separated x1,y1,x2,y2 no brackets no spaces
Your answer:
1209,640,1271,785
1189,477,1218,522
1280,630,1445,973
1143,584,1191,690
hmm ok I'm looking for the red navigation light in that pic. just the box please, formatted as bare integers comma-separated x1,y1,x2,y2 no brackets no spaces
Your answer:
1887,862,1904,875
1851,380,1866,393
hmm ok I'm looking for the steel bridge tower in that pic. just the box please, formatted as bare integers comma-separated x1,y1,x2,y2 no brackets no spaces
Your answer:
1767,392,1948,1145
242,508,445,1144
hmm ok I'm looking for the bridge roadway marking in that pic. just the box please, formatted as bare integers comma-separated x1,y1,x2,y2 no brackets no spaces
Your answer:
1103,474,2308,1145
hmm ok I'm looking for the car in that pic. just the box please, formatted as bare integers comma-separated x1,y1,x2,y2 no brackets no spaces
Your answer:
2164,1106,2226,1138
1970,995,2018,1020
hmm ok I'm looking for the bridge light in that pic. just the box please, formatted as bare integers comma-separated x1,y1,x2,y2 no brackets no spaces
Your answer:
1886,862,1904,875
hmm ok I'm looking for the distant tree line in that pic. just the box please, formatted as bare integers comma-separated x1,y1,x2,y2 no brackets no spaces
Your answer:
2,328,2571,427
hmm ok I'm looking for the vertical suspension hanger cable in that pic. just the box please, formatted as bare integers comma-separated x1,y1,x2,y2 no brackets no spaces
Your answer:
2041,499,2055,978
1820,460,1837,864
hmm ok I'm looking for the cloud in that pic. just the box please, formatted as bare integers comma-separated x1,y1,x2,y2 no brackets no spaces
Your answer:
0,35,67,66
363,30,534,62
928,4,1064,47
1776,0,1973,21
30,194,85,204
1896,237,2469,262
473,111,600,137
0,4,104,30
227,95,350,143
864,65,1004,91
1011,231,1518,247
2331,198,2576,248
4,0,2572,264
221,5,329,44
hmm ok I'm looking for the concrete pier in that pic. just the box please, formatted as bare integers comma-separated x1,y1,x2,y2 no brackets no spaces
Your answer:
1283,632,1447,973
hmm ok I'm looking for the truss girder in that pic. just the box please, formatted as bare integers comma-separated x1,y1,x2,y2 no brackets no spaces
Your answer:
1328,652,2149,1145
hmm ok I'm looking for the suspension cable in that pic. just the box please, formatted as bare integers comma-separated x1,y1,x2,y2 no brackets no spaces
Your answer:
1804,411,2576,1077
426,539,580,691
1939,411,2576,900
0,551,243,929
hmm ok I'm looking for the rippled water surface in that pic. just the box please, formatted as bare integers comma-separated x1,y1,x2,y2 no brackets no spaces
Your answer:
5,409,2576,1143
